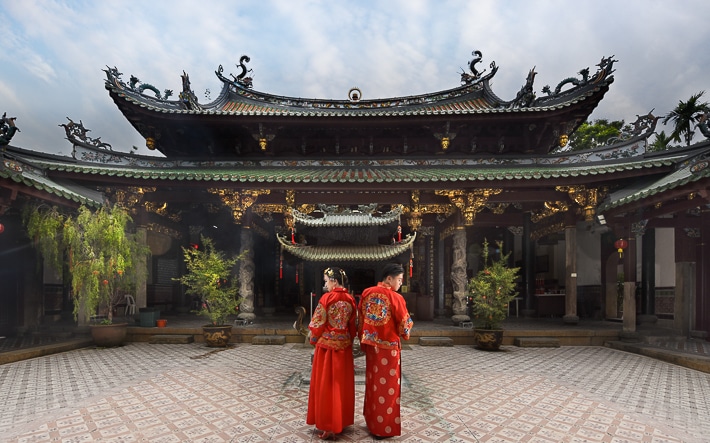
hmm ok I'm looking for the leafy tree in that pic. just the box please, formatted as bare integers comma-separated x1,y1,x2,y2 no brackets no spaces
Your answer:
467,239,519,330
648,130,676,152
559,119,625,152
663,91,710,146
24,204,149,324
175,235,244,326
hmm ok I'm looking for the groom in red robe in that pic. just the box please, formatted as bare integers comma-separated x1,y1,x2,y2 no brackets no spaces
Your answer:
358,263,413,438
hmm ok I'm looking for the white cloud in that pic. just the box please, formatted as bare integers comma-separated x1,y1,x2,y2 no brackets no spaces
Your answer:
1,0,709,154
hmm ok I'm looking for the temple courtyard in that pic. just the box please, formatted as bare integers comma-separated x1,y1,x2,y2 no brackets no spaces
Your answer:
1,320,709,442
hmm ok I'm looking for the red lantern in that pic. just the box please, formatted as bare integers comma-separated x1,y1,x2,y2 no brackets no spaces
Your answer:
0,223,4,234
614,238,629,258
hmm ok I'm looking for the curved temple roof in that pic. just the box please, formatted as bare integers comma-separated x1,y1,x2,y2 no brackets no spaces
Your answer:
103,53,616,158
277,232,416,262
292,205,402,227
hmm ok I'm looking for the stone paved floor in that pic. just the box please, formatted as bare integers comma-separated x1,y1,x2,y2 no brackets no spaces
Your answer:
1,342,709,442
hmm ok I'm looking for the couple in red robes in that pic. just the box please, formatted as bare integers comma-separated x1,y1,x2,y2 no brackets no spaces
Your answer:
307,264,413,440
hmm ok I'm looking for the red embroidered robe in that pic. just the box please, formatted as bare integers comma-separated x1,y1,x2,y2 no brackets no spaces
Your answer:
358,283,413,437
306,288,357,434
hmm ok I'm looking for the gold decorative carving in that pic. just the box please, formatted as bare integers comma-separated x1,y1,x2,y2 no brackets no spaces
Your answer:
531,201,569,223
208,188,270,223
400,191,455,230
435,188,502,225
105,186,155,212
559,134,569,148
253,204,287,215
143,201,182,222
433,122,456,151
144,201,165,216
252,123,275,151
531,221,566,240
297,204,316,214
555,185,602,222
145,222,182,239
285,190,295,207
485,202,509,215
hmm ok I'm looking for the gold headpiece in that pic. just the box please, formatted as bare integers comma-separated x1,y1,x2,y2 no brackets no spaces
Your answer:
324,267,347,282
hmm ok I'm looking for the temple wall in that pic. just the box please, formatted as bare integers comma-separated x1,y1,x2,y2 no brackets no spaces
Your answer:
576,226,601,286
656,228,675,287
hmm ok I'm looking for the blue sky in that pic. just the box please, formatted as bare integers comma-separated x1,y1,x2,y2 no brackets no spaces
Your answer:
2,0,709,156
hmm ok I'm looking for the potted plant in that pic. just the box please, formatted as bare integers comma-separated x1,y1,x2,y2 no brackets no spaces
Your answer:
467,238,520,350
24,203,149,346
175,235,244,347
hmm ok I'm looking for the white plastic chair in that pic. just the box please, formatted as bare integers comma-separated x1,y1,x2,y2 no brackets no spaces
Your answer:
124,294,136,316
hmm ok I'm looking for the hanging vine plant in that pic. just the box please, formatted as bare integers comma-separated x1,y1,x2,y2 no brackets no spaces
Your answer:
24,203,150,324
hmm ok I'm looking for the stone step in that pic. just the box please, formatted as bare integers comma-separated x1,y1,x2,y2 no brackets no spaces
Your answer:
419,337,454,347
149,334,194,344
514,337,560,348
252,335,286,345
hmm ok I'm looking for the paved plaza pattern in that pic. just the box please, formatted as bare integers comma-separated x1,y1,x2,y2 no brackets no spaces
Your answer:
1,342,709,442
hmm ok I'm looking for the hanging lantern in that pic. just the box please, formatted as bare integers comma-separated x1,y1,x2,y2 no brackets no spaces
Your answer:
291,228,296,244
397,224,402,242
0,223,4,234
409,249,414,277
614,238,629,258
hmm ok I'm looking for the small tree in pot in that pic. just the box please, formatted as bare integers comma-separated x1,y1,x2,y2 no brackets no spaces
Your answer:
467,238,520,350
175,235,244,346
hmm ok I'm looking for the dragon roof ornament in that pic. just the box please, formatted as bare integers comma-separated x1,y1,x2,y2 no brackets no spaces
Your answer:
215,55,254,90
59,117,113,154
507,55,618,109
460,50,498,84
0,113,20,148
103,66,174,101
542,55,618,101
698,111,710,139
605,110,660,146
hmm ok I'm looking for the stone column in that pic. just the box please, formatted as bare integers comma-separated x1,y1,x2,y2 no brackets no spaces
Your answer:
521,212,535,317
135,226,148,310
639,227,657,324
237,226,256,322
674,262,695,337
450,227,469,325
436,234,447,318
563,224,579,324
620,233,639,340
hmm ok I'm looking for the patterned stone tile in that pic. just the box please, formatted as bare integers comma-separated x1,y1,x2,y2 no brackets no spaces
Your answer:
0,343,708,442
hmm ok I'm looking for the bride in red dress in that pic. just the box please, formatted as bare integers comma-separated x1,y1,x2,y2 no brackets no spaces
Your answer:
307,267,357,440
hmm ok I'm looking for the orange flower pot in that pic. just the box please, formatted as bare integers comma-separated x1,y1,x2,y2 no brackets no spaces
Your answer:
156,319,167,328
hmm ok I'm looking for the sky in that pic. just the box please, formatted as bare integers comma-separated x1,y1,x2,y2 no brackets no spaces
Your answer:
2,0,709,157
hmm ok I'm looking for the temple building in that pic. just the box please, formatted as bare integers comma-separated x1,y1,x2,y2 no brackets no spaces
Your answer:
1,51,709,340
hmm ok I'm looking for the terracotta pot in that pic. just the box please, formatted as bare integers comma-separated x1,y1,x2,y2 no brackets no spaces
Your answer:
156,319,167,327
473,328,504,351
202,325,233,347
89,323,128,347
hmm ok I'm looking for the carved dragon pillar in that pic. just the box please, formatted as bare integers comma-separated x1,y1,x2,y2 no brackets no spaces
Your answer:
450,227,469,324
238,226,256,322
207,188,269,322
